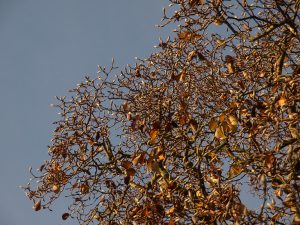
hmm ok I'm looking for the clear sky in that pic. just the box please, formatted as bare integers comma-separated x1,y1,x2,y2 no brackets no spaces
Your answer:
0,1,170,224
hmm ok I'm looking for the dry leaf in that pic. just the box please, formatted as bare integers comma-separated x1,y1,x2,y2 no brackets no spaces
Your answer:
149,129,159,144
265,154,275,170
178,31,193,41
166,206,175,215
228,115,238,126
146,157,153,173
62,213,70,220
132,154,141,166
52,184,60,194
189,119,198,132
215,126,226,139
229,164,243,178
209,119,218,131
121,160,132,170
278,95,286,107
187,50,197,62
33,200,42,211
80,184,89,194
126,168,136,177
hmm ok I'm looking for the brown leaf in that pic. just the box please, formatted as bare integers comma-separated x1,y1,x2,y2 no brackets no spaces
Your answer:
178,31,193,41
62,213,70,220
189,119,198,132
33,200,42,211
265,154,275,170
124,175,130,185
126,168,136,177
168,220,175,225
147,157,153,173
121,160,132,170
80,184,89,194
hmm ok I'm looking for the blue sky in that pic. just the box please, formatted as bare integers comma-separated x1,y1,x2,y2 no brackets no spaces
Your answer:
0,1,170,224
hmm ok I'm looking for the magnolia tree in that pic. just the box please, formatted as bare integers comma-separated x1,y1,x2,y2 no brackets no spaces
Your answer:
23,0,300,224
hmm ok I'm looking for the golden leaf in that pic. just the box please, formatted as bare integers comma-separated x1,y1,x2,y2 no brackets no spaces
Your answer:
294,212,300,222
166,206,175,216
149,129,159,144
178,31,193,41
132,154,141,166
158,152,165,161
219,113,226,122
229,164,243,178
209,119,218,131
187,50,197,62
215,126,226,140
278,95,286,107
227,62,235,73
52,184,60,194
228,115,238,126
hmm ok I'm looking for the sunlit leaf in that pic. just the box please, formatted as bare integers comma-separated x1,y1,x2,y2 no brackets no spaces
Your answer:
149,129,159,144
229,164,243,178
228,115,238,126
278,95,286,107
215,126,226,140
52,184,60,194
187,50,197,62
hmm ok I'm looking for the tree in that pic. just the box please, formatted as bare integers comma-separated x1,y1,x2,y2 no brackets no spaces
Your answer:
23,0,300,224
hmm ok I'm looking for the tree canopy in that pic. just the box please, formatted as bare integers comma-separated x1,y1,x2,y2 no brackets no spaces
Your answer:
24,0,300,224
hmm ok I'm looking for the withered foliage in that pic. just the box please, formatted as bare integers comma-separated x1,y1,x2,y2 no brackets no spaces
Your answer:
23,0,300,224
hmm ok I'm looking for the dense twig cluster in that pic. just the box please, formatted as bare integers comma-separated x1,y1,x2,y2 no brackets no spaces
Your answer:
23,0,300,224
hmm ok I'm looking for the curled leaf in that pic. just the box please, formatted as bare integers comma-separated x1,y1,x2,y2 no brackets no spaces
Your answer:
62,213,70,220
33,200,42,211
